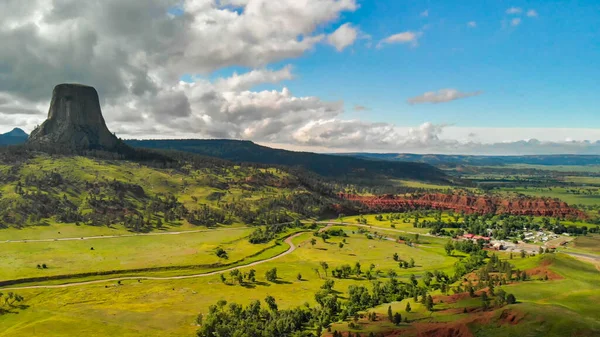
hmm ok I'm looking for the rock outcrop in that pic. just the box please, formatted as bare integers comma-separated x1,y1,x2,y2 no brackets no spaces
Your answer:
28,84,119,150
338,193,586,219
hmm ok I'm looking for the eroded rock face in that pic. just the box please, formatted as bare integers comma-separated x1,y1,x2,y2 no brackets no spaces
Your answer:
338,193,586,219
28,84,119,150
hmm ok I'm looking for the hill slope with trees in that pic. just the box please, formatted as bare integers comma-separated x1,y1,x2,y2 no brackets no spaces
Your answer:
125,139,449,183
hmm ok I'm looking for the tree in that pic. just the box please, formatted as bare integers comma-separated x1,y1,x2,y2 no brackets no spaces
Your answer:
297,273,302,281
247,269,256,282
425,295,434,312
265,295,278,311
444,240,454,255
393,253,399,261
321,279,335,290
265,268,278,282
415,234,420,243
468,285,475,298
339,242,344,249
405,302,411,313
320,262,329,277
520,249,526,258
506,293,517,304
393,312,402,325
220,274,226,283
409,258,415,268
387,305,393,321
481,292,489,310
409,274,417,286
310,238,317,247
215,247,228,259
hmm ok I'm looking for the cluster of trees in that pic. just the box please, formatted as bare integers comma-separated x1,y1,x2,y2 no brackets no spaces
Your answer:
249,220,307,244
0,292,25,315
220,269,256,285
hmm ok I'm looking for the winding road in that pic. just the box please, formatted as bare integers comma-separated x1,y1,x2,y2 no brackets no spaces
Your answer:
2,222,407,291
1,231,308,291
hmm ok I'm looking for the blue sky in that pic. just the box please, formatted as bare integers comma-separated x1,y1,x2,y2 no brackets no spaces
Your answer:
219,0,600,129
2,0,600,154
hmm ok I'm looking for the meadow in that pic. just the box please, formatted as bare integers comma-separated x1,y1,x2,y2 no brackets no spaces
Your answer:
0,224,459,337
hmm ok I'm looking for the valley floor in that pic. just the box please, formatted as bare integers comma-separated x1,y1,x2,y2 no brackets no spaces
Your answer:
1,221,599,337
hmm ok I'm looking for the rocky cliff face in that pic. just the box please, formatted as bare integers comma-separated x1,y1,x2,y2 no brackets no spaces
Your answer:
28,84,119,150
338,193,586,219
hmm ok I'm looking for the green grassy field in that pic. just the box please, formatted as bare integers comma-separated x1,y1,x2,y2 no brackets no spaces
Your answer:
0,228,264,280
1,223,599,337
0,225,460,337
572,234,600,254
499,186,600,206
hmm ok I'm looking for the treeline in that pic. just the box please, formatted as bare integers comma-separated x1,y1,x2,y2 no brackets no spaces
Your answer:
373,210,599,239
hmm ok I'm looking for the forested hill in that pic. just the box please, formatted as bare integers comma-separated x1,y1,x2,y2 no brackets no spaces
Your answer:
125,139,448,182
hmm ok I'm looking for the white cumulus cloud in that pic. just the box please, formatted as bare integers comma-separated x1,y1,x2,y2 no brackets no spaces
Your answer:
377,31,421,48
407,89,482,104
327,23,358,51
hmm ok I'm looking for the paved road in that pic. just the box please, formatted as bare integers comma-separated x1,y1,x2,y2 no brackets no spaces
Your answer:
1,232,308,291
563,251,600,270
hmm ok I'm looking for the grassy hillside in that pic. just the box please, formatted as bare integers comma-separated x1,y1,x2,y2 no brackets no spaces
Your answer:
0,151,334,232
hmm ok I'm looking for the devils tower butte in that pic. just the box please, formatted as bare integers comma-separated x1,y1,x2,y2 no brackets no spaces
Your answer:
28,84,119,150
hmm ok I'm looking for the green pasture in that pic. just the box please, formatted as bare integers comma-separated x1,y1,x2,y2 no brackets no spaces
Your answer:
572,234,600,254
0,226,459,337
0,228,265,280
499,186,600,206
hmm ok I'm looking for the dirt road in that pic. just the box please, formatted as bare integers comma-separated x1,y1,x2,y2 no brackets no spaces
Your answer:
1,232,306,291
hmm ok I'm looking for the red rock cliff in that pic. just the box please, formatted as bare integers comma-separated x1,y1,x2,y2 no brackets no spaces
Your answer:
338,193,585,219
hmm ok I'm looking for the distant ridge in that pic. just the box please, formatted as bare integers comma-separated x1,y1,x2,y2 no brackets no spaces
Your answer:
0,128,28,146
338,153,600,166
125,139,449,182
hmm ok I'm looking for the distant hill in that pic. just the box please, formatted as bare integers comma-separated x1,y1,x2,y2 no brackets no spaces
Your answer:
125,139,449,182
0,128,28,146
338,153,600,166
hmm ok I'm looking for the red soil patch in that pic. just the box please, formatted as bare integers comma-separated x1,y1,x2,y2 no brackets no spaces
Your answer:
412,322,475,337
353,307,524,337
525,259,563,280
498,309,525,325
436,292,472,304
